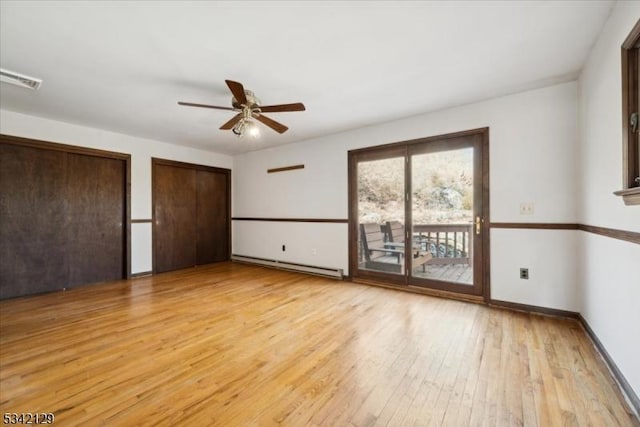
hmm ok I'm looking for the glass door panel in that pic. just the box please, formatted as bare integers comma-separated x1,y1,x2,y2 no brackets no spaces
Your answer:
410,145,476,287
357,156,405,276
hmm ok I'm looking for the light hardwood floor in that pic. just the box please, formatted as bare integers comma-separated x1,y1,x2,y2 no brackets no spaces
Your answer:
0,262,637,426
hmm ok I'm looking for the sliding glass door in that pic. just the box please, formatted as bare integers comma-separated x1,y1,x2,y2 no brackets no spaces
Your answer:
355,147,406,277
349,129,488,297
409,137,484,294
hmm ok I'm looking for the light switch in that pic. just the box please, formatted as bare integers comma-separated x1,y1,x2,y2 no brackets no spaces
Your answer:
520,203,534,215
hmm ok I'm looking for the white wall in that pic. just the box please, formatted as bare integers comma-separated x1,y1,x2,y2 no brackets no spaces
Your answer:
578,1,640,233
492,229,579,311
0,109,233,274
233,81,580,310
578,1,640,400
234,221,348,271
579,233,640,398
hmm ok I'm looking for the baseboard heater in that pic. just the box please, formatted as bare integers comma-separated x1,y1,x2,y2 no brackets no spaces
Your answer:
231,255,343,279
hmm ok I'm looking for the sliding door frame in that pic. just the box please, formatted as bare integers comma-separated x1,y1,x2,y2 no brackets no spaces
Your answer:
348,127,490,300
348,145,408,285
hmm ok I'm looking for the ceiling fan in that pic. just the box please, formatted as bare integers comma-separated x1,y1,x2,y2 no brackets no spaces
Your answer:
178,80,305,137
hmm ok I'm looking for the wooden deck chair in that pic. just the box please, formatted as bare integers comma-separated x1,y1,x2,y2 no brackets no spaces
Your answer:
359,223,403,273
385,221,405,244
384,221,432,272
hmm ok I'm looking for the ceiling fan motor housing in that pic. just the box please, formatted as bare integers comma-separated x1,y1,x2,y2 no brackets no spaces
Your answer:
232,90,260,110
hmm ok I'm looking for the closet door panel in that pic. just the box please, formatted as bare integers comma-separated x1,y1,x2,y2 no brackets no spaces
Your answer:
0,143,69,299
210,171,230,262
154,165,197,273
196,170,229,264
67,153,125,287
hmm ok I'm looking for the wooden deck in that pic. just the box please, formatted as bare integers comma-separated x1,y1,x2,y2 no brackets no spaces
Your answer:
413,263,473,284
360,262,473,285
1,262,637,426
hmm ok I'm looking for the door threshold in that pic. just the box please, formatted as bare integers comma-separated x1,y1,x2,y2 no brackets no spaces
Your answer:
351,278,484,304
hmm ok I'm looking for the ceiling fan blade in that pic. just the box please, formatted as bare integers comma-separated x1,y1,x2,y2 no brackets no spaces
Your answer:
225,80,247,105
220,113,243,130
178,101,235,111
254,114,288,134
258,103,306,113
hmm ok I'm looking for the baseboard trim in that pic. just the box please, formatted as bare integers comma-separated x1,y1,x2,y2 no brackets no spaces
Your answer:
130,271,153,278
577,314,640,418
231,255,343,279
488,299,579,319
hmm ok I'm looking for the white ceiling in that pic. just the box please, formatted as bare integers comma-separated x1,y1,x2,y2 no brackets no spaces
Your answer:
0,1,613,155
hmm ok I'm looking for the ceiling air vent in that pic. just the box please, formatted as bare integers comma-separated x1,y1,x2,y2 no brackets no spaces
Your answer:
0,68,42,90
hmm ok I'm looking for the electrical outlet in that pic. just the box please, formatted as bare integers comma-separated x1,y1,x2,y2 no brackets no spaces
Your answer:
282,244,286,252
311,248,317,255
520,202,534,215
520,268,529,280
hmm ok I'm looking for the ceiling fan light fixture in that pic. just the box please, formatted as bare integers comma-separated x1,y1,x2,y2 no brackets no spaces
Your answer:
232,118,260,139
232,120,245,136
246,120,260,139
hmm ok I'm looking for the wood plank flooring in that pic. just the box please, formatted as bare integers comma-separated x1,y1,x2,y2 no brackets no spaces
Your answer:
0,262,637,426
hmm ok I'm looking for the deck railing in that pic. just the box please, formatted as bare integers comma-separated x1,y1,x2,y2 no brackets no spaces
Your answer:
412,223,472,265
360,222,473,266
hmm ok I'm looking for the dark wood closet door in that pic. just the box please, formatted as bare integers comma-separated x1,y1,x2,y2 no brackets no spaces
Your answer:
154,164,197,273
196,170,229,264
0,143,69,299
0,136,128,300
67,154,125,287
